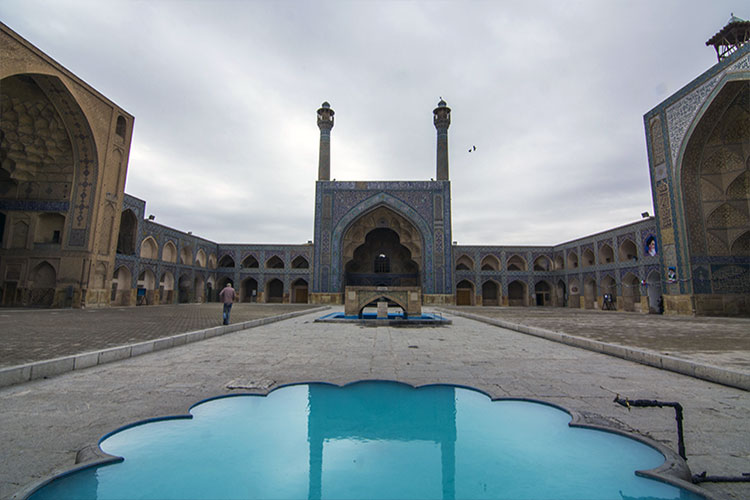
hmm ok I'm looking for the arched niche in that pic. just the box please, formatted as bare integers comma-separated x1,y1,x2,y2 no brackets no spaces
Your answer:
342,206,423,289
218,254,235,268
568,278,581,308
679,78,750,294
11,220,28,248
556,279,566,307
621,272,641,312
507,255,527,271
29,261,56,306
241,254,259,268
205,277,215,302
601,274,617,303
195,249,207,268
583,277,597,309
291,256,309,269
567,251,579,269
216,276,233,293
581,249,595,268
646,270,662,313
265,278,284,303
507,280,527,306
140,236,158,260
345,227,419,287
1,74,98,247
532,256,551,272
180,245,193,265
342,205,423,271
619,239,638,262
137,269,157,305
598,243,614,265
455,254,474,271
111,265,132,306
480,255,499,271
481,280,499,306
137,270,156,289
331,195,432,294
115,115,127,138
116,210,137,255
241,277,258,302
266,255,285,269
162,241,177,263
159,271,175,304
178,274,192,303
534,280,552,306
194,274,205,302
554,255,565,270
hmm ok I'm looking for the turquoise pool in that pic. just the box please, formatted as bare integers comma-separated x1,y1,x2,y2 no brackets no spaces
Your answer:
315,311,451,325
28,381,704,499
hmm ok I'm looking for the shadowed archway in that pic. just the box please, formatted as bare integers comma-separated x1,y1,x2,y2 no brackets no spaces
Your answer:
679,78,750,301
343,206,422,289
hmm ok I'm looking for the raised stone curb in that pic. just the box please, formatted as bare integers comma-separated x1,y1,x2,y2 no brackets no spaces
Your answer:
0,306,330,389
437,308,750,392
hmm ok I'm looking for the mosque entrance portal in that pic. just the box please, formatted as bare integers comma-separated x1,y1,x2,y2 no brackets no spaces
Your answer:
342,206,423,290
344,228,419,287
340,206,423,315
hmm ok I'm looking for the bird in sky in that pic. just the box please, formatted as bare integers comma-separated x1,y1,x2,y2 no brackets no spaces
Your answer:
468,145,476,153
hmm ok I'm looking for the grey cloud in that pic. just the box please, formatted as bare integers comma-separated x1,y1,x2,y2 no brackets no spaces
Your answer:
0,0,742,245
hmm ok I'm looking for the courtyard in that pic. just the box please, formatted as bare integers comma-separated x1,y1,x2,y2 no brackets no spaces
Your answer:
0,304,748,499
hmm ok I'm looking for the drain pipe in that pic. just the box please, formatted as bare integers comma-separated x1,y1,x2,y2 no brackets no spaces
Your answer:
613,395,750,484
692,472,750,483
613,395,686,459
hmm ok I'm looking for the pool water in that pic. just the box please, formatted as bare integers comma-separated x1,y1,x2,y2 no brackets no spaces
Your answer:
315,312,451,324
29,382,704,500
320,312,442,319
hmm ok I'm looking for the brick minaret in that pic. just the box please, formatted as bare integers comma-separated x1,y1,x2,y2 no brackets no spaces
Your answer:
317,102,334,181
433,99,451,181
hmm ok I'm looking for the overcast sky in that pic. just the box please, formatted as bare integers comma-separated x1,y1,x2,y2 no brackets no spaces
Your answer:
1,1,744,245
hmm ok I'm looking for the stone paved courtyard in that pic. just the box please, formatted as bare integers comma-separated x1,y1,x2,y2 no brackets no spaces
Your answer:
442,306,750,373
0,304,317,368
0,305,748,500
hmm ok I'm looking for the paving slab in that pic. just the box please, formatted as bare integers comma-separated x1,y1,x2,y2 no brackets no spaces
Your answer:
1,307,748,500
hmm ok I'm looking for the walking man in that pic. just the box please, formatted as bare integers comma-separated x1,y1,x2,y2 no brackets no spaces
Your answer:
219,282,236,325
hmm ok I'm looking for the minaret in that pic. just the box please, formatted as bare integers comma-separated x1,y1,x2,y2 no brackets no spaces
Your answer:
433,99,451,181
317,101,334,181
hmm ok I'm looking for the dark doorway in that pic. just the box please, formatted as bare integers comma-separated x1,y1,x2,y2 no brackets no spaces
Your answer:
266,278,283,303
